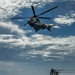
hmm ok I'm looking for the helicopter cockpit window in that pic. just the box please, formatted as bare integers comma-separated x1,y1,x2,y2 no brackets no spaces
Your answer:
30,18,35,21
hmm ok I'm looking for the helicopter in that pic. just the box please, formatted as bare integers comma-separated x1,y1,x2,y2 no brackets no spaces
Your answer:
11,5,58,32
50,69,75,75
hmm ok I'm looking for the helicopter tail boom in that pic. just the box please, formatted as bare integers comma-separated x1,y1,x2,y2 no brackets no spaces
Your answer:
45,24,55,31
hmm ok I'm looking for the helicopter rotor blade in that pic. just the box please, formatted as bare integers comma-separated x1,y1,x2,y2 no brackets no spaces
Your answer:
39,17,51,19
24,22,28,26
59,72,75,73
37,6,58,16
31,6,36,16
10,17,30,19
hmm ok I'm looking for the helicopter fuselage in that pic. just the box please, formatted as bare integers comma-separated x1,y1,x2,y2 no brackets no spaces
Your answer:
28,17,50,32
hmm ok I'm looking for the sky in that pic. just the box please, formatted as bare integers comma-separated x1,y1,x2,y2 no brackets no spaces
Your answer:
0,0,75,75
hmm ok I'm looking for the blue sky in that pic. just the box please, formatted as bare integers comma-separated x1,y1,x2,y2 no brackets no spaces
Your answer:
0,0,75,75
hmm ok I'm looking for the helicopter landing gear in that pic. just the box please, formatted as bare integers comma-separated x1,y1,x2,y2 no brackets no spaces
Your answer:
48,28,50,31
42,26,45,29
35,29,37,32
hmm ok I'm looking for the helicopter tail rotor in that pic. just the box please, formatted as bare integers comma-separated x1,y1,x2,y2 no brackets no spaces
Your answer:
46,25,51,31
46,24,55,31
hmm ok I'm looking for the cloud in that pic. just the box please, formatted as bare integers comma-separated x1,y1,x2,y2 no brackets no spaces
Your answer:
0,0,74,19
0,26,75,61
0,21,31,48
0,34,30,49
0,61,31,75
0,21,24,35
17,34,75,61
0,0,56,19
54,12,75,25
0,61,17,71
0,0,75,61
0,30,75,61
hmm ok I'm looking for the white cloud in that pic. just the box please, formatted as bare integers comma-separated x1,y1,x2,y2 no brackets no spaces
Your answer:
54,12,75,25
1,0,74,19
53,25,60,28
0,0,75,61
0,61,31,75
0,34,30,48
0,21,75,61
28,50,51,57
0,21,24,35
0,21,31,48
17,34,75,61
0,32,75,60
0,0,56,19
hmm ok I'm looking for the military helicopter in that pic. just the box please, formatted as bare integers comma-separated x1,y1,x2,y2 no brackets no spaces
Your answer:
50,69,75,75
11,5,58,32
